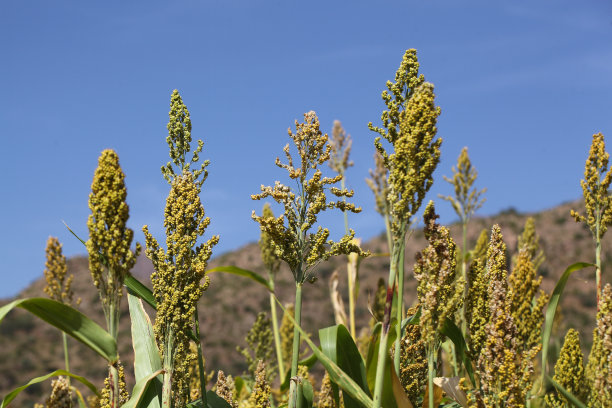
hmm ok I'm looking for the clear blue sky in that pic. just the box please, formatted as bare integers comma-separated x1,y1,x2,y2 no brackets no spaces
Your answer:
1,1,611,298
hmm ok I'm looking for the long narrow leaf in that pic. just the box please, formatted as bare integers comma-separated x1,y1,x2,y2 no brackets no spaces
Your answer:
0,298,117,362
541,262,594,388
275,298,373,408
547,376,588,408
207,266,273,292
319,324,370,408
280,353,318,392
121,369,164,408
126,275,157,310
128,294,162,408
1,370,99,408
365,322,397,408
440,318,475,386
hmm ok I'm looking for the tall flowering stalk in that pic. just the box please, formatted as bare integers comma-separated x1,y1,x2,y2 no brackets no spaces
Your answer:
414,202,462,408
328,120,362,339
87,149,140,408
368,49,441,403
43,237,78,375
143,90,218,407
365,151,391,250
251,111,363,408
258,203,285,381
440,147,486,334
571,132,612,310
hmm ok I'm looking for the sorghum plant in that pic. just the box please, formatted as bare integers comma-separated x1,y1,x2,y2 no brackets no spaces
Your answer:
368,48,441,404
545,329,587,407
43,237,78,376
143,90,218,407
87,149,140,408
440,147,486,333
414,202,462,408
258,203,285,380
571,132,612,309
251,111,363,408
328,120,361,339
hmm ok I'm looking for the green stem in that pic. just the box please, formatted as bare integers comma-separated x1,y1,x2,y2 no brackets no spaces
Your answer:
288,282,303,408
341,176,357,339
62,331,70,373
427,351,435,408
108,301,119,408
162,326,175,408
383,214,392,256
393,242,406,373
373,241,401,408
194,309,208,407
270,291,285,381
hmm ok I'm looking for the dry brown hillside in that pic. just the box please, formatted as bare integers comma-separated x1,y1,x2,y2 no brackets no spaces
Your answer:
0,199,608,407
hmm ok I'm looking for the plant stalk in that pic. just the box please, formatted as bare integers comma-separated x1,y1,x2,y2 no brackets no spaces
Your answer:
194,308,208,407
341,176,357,339
270,290,285,381
461,221,468,335
162,326,175,408
393,242,406,373
288,282,303,408
108,301,119,408
373,241,402,408
427,351,435,408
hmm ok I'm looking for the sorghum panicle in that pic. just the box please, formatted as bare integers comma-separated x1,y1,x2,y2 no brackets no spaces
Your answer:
45,376,72,408
43,237,77,306
545,329,587,407
328,120,353,175
251,111,364,283
414,201,462,349
237,312,275,379
259,203,281,277
399,306,428,406
215,371,237,408
162,90,208,186
586,283,612,406
571,133,612,240
86,149,140,318
143,172,218,405
365,151,389,217
440,147,486,223
247,360,271,408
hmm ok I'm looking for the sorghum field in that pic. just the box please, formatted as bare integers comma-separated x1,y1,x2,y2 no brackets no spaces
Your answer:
0,50,610,408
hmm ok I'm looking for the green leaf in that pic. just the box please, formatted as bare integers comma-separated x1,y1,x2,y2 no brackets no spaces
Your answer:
541,262,594,388
365,322,397,408
205,390,234,408
547,376,588,408
126,275,157,310
128,294,162,408
319,324,370,408
275,299,373,408
0,297,117,362
1,370,99,408
121,369,164,408
300,380,314,408
207,266,273,292
439,318,475,386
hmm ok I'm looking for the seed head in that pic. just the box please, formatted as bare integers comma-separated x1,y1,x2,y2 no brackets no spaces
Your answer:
46,376,72,408
414,201,462,350
252,111,365,283
440,147,486,224
571,133,612,240
328,120,353,175
87,150,140,314
586,283,612,406
247,360,271,408
365,151,389,217
43,237,78,306
259,203,281,278
143,171,218,405
545,329,587,407
162,90,209,186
